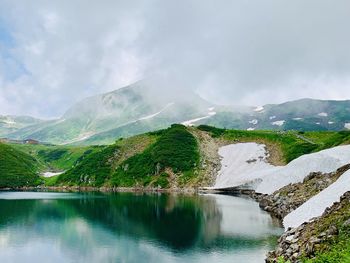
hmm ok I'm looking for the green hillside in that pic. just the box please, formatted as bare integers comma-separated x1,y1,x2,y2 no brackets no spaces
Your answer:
198,125,350,163
10,143,104,172
0,143,40,188
2,125,350,189
57,124,199,188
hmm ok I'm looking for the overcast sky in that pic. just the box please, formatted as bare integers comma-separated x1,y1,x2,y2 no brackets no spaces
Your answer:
1,0,350,118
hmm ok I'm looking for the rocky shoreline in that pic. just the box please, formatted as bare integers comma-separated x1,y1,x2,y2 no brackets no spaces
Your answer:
238,164,350,262
266,191,350,262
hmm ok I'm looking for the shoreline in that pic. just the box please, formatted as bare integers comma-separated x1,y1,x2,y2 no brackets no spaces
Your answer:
0,185,202,194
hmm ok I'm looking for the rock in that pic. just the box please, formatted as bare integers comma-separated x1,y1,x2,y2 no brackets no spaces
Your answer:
290,243,299,251
343,218,350,227
326,225,338,236
309,236,322,244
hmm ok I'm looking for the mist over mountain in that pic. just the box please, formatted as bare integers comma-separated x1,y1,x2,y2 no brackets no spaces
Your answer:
4,82,214,144
1,81,350,145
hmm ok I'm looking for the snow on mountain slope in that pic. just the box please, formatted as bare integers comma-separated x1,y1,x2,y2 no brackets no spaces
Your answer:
256,145,350,194
213,143,350,195
213,143,280,188
283,170,350,229
182,107,216,126
137,103,175,121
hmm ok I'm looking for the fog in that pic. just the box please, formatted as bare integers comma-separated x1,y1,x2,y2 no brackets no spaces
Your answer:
0,0,350,118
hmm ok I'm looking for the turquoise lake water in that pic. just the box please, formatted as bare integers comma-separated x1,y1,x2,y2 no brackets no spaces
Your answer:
0,191,283,263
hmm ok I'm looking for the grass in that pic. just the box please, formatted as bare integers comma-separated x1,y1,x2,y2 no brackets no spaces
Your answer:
56,145,117,186
111,124,199,187
300,195,350,263
10,143,103,171
55,134,159,187
198,125,350,163
0,143,41,188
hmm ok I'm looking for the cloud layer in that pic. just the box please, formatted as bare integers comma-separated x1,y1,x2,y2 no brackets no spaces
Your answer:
0,0,350,117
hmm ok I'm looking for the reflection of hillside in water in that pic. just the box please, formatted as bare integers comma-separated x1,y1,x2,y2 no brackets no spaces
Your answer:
0,192,282,262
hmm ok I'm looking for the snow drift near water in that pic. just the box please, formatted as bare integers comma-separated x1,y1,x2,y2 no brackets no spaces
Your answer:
215,143,350,195
214,143,280,188
256,145,350,194
283,170,350,229
214,143,350,229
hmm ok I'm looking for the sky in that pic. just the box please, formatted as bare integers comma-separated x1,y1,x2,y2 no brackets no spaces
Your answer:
0,0,350,118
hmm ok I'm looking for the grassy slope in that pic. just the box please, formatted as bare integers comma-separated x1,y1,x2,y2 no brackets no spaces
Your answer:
10,143,103,171
56,125,199,188
0,143,40,188
301,198,350,263
198,125,350,164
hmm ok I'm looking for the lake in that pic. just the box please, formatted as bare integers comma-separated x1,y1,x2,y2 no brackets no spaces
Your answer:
0,191,283,263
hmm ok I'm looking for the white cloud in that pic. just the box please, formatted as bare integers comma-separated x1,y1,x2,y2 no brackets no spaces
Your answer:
0,0,350,117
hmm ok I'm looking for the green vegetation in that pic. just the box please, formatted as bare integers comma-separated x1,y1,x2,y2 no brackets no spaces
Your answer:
301,196,350,263
2,124,349,189
112,124,199,187
57,145,117,186
0,143,40,188
10,143,103,171
198,125,350,163
55,124,199,188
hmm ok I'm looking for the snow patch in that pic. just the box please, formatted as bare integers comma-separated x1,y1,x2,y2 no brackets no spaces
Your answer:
318,112,328,117
328,121,334,124
213,143,280,188
42,171,65,177
255,145,350,194
269,116,276,120
2,118,15,125
247,127,255,131
249,119,258,125
293,118,303,121
316,122,320,125
345,123,350,129
283,170,350,229
271,120,285,126
253,106,264,112
138,103,174,121
182,107,216,126
213,143,350,196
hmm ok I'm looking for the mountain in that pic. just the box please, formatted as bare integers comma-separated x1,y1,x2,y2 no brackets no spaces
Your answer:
3,82,350,145
0,115,44,137
6,82,214,145
199,98,350,132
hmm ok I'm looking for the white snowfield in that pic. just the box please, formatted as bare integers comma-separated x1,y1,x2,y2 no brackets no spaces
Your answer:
214,143,350,229
214,143,280,188
215,143,350,194
284,170,350,229
345,123,350,129
256,145,350,194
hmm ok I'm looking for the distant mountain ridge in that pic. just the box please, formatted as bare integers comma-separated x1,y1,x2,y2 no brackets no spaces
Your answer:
4,82,214,144
2,83,350,145
201,98,350,131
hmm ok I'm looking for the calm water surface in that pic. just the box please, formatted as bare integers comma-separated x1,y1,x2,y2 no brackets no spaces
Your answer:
0,191,283,263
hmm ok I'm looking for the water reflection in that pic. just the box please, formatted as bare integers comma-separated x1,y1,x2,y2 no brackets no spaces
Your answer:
0,192,282,263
